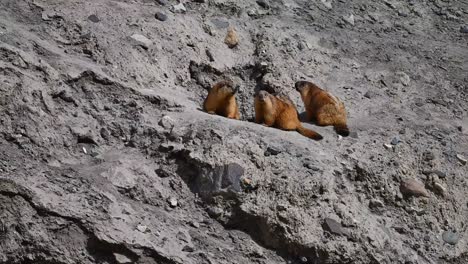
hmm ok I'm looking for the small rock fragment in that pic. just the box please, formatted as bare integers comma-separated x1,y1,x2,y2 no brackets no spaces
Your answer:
396,71,410,86
456,154,467,165
383,143,393,150
369,199,384,209
159,115,175,129
82,147,87,154
442,231,459,245
114,253,132,264
136,224,148,233
400,178,429,197
256,0,269,9
323,218,349,236
432,170,446,178
460,26,468,34
364,90,377,99
265,145,282,156
171,3,186,13
130,34,152,49
182,245,195,252
433,182,446,196
224,27,239,48
343,14,355,26
391,136,401,145
320,0,332,9
88,14,100,23
190,221,200,228
205,49,215,62
155,12,168,21
168,197,178,207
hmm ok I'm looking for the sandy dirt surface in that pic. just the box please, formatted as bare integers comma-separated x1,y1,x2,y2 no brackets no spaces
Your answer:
0,0,467,263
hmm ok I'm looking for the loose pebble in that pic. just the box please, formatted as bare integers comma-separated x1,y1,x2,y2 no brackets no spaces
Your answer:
400,178,429,197
384,143,393,150
114,253,132,264
456,154,467,165
136,224,148,233
369,199,385,208
168,197,178,207
433,182,446,196
130,34,152,49
224,27,239,48
159,115,175,129
396,71,411,86
442,231,459,245
171,3,186,13
256,0,270,9
155,12,168,21
460,25,468,33
343,14,355,25
323,218,349,236
320,0,332,9
88,14,100,23
391,136,401,145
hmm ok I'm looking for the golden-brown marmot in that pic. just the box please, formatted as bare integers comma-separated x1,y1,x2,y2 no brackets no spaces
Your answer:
295,81,349,136
203,80,241,120
254,90,323,140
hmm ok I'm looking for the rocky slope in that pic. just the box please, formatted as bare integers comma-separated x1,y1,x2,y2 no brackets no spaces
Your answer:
0,0,467,263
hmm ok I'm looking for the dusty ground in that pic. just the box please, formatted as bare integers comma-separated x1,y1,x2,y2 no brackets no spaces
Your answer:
0,0,467,263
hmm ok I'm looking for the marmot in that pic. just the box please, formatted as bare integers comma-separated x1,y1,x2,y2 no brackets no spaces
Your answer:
203,80,241,120
254,90,323,141
295,81,350,136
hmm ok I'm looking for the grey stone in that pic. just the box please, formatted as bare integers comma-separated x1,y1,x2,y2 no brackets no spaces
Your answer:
456,154,467,165
364,90,377,99
159,115,175,129
369,199,384,209
323,218,349,236
343,14,355,26
320,0,332,9
136,224,148,233
130,34,152,49
400,178,429,198
114,253,132,264
433,182,446,196
265,145,282,156
88,14,100,23
396,71,410,86
205,49,215,62
256,0,270,9
156,0,168,5
391,136,401,145
442,231,459,245
171,3,186,13
460,25,468,33
155,12,168,21
168,197,178,207
182,245,195,252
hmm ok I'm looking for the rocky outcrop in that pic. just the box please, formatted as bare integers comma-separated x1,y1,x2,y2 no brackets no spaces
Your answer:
0,0,467,263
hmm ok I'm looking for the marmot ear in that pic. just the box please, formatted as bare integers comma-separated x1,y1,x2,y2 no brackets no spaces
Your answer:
294,81,301,91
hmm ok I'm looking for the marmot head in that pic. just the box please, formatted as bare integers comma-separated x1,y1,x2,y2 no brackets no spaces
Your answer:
257,90,271,102
294,81,310,92
211,80,239,97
